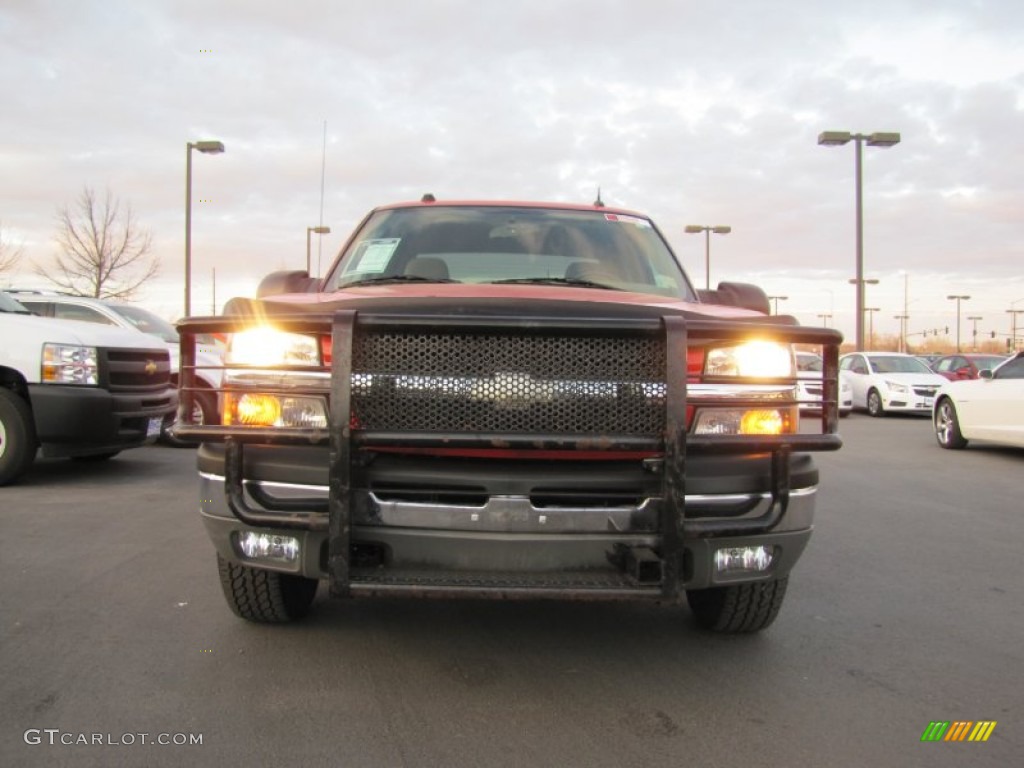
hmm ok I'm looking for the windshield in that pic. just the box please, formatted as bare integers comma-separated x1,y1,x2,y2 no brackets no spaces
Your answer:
323,205,697,300
0,291,32,314
868,355,934,374
107,304,179,343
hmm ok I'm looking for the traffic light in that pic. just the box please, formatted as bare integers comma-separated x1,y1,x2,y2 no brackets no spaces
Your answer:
991,331,997,338
945,326,949,334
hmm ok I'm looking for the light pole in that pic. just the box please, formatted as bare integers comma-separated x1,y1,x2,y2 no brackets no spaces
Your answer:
816,313,832,327
684,224,731,290
185,139,225,317
1007,301,1024,351
894,314,909,353
819,130,901,351
865,307,880,349
768,295,788,315
848,277,879,342
947,294,970,352
306,226,331,275
967,315,982,351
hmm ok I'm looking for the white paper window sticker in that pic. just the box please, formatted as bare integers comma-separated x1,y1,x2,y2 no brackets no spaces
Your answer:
352,238,401,273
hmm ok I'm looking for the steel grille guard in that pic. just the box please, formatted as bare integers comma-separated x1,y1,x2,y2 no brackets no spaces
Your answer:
177,311,843,598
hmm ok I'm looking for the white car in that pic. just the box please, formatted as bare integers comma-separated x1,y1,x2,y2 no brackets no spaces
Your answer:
11,292,224,440
796,352,852,417
933,351,1024,449
839,352,948,417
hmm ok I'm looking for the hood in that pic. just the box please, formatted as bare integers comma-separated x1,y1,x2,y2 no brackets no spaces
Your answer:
2,313,168,351
244,283,777,324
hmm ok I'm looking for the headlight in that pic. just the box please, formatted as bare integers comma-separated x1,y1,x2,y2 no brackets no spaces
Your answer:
223,392,328,428
226,328,320,367
42,343,98,385
705,341,794,378
884,380,908,395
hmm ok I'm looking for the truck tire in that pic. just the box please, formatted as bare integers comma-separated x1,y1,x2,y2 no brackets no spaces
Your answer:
934,397,968,449
217,554,318,623
866,389,885,417
162,389,217,447
686,576,789,633
0,388,37,486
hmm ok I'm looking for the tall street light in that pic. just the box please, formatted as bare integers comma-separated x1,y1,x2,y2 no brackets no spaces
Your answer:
1006,301,1024,351
768,295,788,315
894,314,909,353
819,130,901,351
306,226,331,275
967,315,983,351
185,139,225,317
684,224,731,290
947,294,970,352
816,313,832,327
865,307,880,349
848,277,879,341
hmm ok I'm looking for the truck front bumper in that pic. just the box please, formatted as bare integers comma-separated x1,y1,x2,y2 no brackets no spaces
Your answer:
197,445,816,596
28,384,177,458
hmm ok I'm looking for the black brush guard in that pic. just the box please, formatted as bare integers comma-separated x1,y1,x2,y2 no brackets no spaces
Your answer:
176,311,843,599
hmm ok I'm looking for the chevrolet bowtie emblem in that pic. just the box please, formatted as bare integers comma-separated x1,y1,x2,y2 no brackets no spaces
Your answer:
144,360,158,376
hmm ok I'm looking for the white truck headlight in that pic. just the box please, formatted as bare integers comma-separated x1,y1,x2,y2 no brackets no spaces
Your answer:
705,341,794,378
41,343,98,385
226,328,320,367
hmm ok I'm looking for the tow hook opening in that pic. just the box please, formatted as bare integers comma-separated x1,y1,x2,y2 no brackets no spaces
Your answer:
610,545,664,585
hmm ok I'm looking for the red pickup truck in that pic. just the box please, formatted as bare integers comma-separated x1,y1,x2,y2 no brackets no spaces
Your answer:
175,198,842,633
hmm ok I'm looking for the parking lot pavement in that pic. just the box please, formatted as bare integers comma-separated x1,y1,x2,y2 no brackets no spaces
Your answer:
1,423,1020,766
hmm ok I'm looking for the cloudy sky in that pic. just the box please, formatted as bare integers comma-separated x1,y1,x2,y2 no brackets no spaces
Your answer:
2,0,1022,345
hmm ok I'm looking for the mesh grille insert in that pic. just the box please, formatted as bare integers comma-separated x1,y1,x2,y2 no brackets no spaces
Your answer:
351,330,666,436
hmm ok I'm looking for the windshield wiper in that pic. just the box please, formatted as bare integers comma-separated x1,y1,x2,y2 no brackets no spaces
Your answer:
339,274,460,288
488,277,623,291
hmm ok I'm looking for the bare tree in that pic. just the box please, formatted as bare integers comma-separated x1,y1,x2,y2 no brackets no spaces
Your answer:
42,187,158,299
0,220,23,275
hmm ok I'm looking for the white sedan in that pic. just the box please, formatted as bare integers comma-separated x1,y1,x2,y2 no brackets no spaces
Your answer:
839,352,948,417
796,352,852,417
933,351,1024,449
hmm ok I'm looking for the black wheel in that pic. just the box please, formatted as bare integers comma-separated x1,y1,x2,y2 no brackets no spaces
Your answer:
217,554,319,623
866,389,885,418
686,577,789,633
0,388,37,486
935,397,968,449
161,389,217,447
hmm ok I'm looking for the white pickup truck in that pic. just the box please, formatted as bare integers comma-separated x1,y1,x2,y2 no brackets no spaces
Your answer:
0,291,177,485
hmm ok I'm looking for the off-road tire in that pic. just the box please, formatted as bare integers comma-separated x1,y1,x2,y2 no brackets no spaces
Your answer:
867,389,886,418
934,397,968,449
217,554,319,623
0,388,37,486
686,576,789,633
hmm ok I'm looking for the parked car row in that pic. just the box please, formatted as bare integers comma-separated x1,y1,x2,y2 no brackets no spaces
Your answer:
839,349,1024,451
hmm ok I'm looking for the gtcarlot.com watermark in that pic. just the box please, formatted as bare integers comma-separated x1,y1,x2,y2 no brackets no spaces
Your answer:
24,729,203,747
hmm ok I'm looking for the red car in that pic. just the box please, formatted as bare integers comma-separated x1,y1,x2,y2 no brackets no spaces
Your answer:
930,354,1008,381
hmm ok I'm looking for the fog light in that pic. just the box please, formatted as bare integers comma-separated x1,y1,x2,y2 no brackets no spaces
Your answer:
237,531,300,563
714,546,774,574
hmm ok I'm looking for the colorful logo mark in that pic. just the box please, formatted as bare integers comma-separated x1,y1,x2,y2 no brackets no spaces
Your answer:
921,721,996,742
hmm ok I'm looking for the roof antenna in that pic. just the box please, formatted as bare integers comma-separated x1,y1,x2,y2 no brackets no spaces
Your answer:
593,187,605,207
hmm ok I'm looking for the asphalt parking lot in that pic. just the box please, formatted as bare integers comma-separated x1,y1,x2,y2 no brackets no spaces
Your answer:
1,414,1020,767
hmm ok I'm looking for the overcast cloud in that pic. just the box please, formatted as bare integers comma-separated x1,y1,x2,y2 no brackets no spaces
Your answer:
1,0,1022,341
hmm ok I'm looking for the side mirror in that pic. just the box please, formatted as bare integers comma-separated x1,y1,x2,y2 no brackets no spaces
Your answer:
697,282,771,315
979,369,994,380
256,270,318,297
